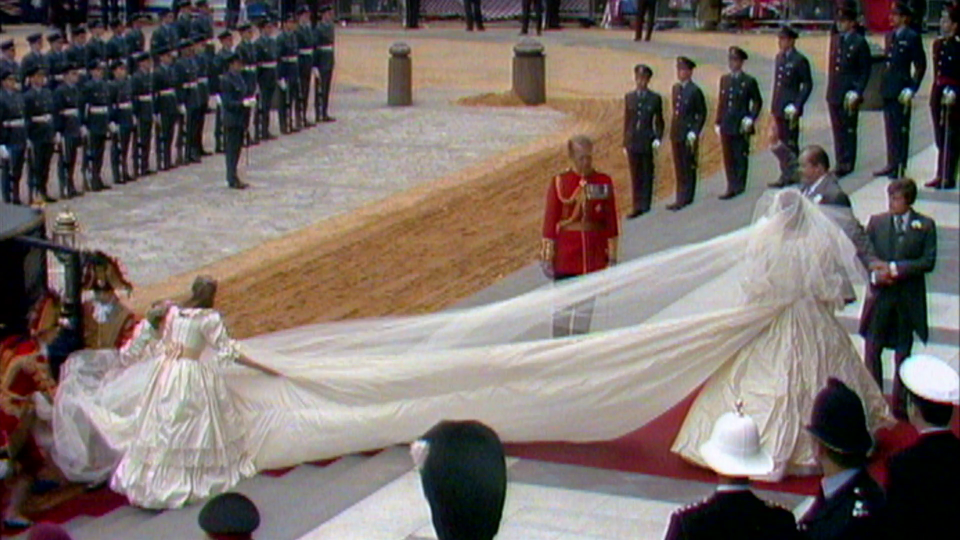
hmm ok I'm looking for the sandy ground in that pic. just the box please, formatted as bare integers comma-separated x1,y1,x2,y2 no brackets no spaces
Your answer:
117,28,793,338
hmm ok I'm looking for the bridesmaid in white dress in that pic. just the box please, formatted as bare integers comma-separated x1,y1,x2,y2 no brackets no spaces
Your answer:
110,277,281,509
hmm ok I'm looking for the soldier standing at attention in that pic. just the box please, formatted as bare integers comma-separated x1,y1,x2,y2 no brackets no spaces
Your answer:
54,64,84,198
66,27,90,82
45,33,70,91
194,0,216,41
622,64,664,218
192,38,213,157
109,59,136,184
0,40,18,79
131,52,155,177
151,10,178,55
715,46,762,200
827,7,872,178
667,56,706,211
769,25,813,188
0,69,28,205
174,38,201,165
211,30,234,153
126,14,147,73
19,34,45,86
82,60,112,191
279,16,301,133
153,47,179,171
927,4,959,189
106,20,128,68
540,135,619,336
255,17,280,141
236,23,259,146
296,7,317,127
875,2,926,179
87,22,108,67
24,66,58,203
220,53,252,190
314,5,337,123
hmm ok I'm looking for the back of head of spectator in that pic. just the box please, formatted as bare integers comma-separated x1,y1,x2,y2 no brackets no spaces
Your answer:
411,420,507,540
900,355,959,429
198,492,260,539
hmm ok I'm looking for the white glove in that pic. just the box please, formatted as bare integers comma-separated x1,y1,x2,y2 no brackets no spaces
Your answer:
211,94,222,107
943,88,956,107
844,91,859,107
898,88,914,105
686,131,697,145
312,68,319,79
0,145,8,161
178,105,186,115
242,97,256,108
108,122,118,134
279,79,288,90
153,114,160,124
740,116,754,134
784,103,798,120
54,133,62,146
651,139,661,151
80,126,89,138
714,124,721,136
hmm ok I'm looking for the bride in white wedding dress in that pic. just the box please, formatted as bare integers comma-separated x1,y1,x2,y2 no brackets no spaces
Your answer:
51,189,891,506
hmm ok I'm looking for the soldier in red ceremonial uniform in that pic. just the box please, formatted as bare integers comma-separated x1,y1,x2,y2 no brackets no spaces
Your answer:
541,135,619,336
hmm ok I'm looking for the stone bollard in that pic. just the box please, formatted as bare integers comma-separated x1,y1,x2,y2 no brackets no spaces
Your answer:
512,39,545,105
388,42,412,107
861,42,885,111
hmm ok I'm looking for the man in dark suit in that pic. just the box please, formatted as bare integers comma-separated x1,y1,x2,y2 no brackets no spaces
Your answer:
860,179,937,418
220,53,252,189
664,408,800,539
798,379,886,540
769,25,813,188
715,46,762,200
668,56,706,211
927,4,959,189
623,64,664,218
634,0,658,42
412,420,506,540
827,7,872,177
885,354,959,539
875,3,927,178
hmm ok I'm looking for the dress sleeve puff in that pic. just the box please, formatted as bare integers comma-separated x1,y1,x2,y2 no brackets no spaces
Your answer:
118,320,158,367
200,310,241,365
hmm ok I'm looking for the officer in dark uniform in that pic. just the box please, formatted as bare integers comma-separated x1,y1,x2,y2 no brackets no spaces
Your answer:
0,69,28,205
45,33,70,91
151,10,178,53
54,64,85,198
875,3,926,178
255,17,280,141
81,61,112,190
622,64,664,218
193,0,216,40
153,47,179,171
126,14,147,73
716,46,762,200
198,492,260,539
192,38,213,157
798,379,885,540
131,52,155,177
927,4,959,189
664,408,801,540
109,59,136,184
23,66,58,203
220,53,251,189
87,22,108,67
211,30,234,154
0,40,18,78
106,20,128,67
769,25,813,188
236,23,259,145
668,56,706,211
315,5,336,123
20,34,46,86
279,16,301,133
827,7,872,177
174,38,201,164
296,7,316,127
176,1,196,41
66,26,90,82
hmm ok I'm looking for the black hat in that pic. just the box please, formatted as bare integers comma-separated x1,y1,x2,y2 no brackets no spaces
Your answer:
111,59,127,71
135,51,151,63
836,5,858,21
23,65,45,78
110,19,123,29
806,378,873,456
27,33,43,44
90,21,103,30
63,62,80,73
0,40,13,51
73,25,88,35
892,2,913,18
218,30,233,40
48,32,63,43
256,17,269,28
319,4,334,13
634,63,653,78
154,46,171,57
418,421,506,540
197,0,209,6
198,493,260,537
226,52,243,65
297,5,312,15
728,46,748,61
238,22,252,32
1,68,15,81
778,25,799,39
179,38,193,49
676,56,696,70
88,59,105,71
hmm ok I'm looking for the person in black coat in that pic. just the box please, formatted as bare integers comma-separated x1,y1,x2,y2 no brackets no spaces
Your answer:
715,46,762,200
827,7,872,177
860,178,937,418
108,60,136,184
23,66,58,204
885,354,960,540
623,63,664,218
875,3,927,179
798,379,886,540
220,53,252,189
927,4,959,189
0,69,28,205
769,25,813,188
667,56,706,211
412,420,506,540
664,408,801,539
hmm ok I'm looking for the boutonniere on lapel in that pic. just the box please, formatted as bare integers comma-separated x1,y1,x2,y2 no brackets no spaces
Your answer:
910,220,924,230
812,194,823,204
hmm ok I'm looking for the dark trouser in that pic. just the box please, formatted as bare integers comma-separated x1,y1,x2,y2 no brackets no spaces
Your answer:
195,105,207,153
135,115,153,175
405,0,421,28
86,133,108,188
285,78,301,131
932,89,959,187
671,139,698,206
259,84,275,139
58,136,81,197
158,112,176,170
30,141,54,199
828,102,860,172
464,0,484,30
634,0,657,41
2,145,26,204
883,98,911,177
214,104,224,151
174,110,188,164
545,0,561,28
299,65,312,125
225,125,243,186
521,0,543,34
316,70,333,120
864,339,911,418
626,150,654,214
111,126,134,182
552,273,595,337
226,0,241,28
720,133,749,194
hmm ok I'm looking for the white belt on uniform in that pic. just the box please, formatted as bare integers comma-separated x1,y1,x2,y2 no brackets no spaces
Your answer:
118,102,134,110
319,45,334,51
183,81,198,88
137,94,153,102
159,88,176,96
31,114,52,123
298,48,313,55
242,66,256,72
3,119,25,128
198,77,209,84
88,105,109,114
259,61,278,69
282,56,298,62
61,108,79,117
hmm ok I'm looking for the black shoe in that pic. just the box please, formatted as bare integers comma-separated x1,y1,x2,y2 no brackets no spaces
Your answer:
627,209,646,219
124,174,135,183
873,166,896,177
201,149,213,156
321,116,336,123
718,191,739,200
229,181,249,190
666,202,687,211
40,193,57,203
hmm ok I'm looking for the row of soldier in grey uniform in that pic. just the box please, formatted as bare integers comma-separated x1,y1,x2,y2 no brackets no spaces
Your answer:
0,4,337,203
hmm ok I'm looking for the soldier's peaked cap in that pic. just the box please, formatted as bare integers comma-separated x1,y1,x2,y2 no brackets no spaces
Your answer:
676,56,696,69
0,40,13,50
135,51,151,63
634,63,653,77
73,25,88,35
1,68,15,81
111,59,126,71
892,2,913,17
27,33,43,43
218,30,233,40
836,5,857,21
298,5,312,14
320,4,334,13
237,22,253,32
728,46,748,60
778,25,799,39
47,32,63,43
23,64,44,77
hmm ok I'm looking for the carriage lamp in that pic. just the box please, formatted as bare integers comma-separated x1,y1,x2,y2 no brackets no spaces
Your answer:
52,208,81,249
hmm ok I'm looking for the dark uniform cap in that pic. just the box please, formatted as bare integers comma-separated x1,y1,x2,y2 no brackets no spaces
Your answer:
676,56,696,70
73,25,88,35
256,17,269,29
135,51,151,63
23,65,45,77
88,60,105,71
836,5,858,21
1,68,15,81
778,25,799,39
319,4,334,13
90,21,103,30
297,5,312,15
27,33,43,44
634,63,653,78
728,46,748,61
806,378,873,456
47,32,63,43
225,52,242,65
179,38,193,49
238,22,253,32
198,493,260,536
110,20,123,29
197,0,209,6
218,30,233,40
0,40,14,51
111,59,127,71
892,2,913,18
154,46,171,57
